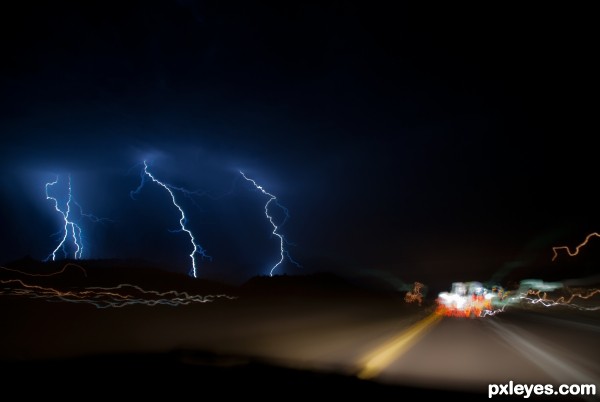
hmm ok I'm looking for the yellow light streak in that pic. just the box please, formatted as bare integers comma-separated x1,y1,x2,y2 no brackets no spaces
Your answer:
357,312,442,380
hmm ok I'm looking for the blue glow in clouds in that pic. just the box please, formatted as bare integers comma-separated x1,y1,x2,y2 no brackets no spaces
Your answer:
45,175,83,261
131,161,211,278
240,171,301,276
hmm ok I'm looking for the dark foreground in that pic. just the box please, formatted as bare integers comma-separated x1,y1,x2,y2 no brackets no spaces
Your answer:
1,264,599,399
4,351,491,399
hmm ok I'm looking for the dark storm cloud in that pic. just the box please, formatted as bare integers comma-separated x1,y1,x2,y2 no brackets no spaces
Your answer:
1,2,598,284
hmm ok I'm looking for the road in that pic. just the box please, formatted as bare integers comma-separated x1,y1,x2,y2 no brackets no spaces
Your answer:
1,295,599,396
212,304,600,395
372,310,600,394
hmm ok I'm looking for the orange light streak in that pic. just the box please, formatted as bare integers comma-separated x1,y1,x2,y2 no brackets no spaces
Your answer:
552,232,600,261
524,288,600,306
404,281,425,306
0,263,235,308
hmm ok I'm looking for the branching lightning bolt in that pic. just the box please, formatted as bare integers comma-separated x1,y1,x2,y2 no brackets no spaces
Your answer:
73,201,115,224
45,175,111,261
45,175,83,261
161,175,240,207
131,161,210,278
552,232,600,261
240,171,300,276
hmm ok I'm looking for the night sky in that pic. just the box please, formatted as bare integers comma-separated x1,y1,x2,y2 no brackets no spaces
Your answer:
1,3,598,286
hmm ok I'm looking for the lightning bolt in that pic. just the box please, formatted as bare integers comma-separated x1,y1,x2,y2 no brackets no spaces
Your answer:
45,175,83,261
240,171,301,276
131,161,211,278
161,174,240,206
552,232,600,261
73,201,114,224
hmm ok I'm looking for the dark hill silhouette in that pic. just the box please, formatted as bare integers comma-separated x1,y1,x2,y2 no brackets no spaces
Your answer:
1,258,412,302
1,257,234,294
239,272,403,299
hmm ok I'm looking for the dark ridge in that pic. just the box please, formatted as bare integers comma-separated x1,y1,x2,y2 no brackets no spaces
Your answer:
1,257,235,294
239,272,403,300
2,257,413,299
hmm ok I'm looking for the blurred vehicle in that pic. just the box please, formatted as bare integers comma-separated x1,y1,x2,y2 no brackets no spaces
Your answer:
437,281,502,318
